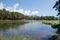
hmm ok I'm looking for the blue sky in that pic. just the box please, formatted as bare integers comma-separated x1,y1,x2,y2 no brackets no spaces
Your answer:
0,0,57,16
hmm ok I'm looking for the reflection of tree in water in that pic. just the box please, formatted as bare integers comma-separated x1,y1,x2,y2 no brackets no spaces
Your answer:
52,24,60,34
49,24,60,40
0,23,26,30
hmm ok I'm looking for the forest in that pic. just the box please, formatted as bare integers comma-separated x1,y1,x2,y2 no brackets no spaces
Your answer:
0,9,58,20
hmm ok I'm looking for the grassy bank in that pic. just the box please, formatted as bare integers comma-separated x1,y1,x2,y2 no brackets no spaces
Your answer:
0,35,30,40
0,20,28,23
0,20,29,30
39,20,58,25
39,20,60,40
0,20,30,40
39,20,60,33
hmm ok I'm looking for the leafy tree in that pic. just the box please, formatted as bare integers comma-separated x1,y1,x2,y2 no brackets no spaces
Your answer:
0,9,31,20
53,0,60,22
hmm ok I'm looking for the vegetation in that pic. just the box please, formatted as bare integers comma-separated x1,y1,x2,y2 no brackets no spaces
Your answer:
0,9,58,20
40,20,60,34
32,16,57,20
0,7,59,40
0,9,31,20
49,0,60,40
0,22,28,30
38,20,60,40
39,20,58,25
0,20,28,23
53,0,60,15
0,35,30,40
49,34,59,40
53,0,60,22
52,24,60,34
39,20,60,34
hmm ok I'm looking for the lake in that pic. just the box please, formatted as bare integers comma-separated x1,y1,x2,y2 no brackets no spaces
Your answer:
0,21,57,40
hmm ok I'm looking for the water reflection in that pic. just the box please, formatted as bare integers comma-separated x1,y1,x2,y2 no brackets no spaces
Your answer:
0,22,27,31
0,22,57,40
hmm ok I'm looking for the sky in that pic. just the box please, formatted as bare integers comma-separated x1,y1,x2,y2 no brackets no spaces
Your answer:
0,0,58,16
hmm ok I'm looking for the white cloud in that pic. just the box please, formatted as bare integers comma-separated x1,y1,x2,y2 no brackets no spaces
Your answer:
32,11,39,15
5,7,13,12
17,9,24,13
0,2,4,9
13,3,19,9
24,10,31,15
5,3,19,12
0,2,39,16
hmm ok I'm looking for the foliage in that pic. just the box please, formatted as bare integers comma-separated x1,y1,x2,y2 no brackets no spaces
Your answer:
0,9,58,20
53,24,60,34
32,16,57,20
0,9,31,20
0,35,30,40
53,0,60,16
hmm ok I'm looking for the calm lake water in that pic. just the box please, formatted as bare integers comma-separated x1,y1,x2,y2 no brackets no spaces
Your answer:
0,21,56,40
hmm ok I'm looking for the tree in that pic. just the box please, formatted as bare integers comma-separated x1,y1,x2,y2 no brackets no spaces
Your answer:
53,0,60,22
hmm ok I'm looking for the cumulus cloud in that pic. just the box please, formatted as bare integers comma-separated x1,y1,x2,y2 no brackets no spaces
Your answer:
0,2,39,16
5,7,13,11
32,11,39,15
24,10,31,15
0,2,4,9
13,3,19,9
5,3,19,12
17,9,24,13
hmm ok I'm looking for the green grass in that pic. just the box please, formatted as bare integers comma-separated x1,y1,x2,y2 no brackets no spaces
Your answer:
39,20,60,33
0,20,29,30
41,20,60,40
0,20,30,40
0,35,30,40
39,20,58,25
0,20,28,23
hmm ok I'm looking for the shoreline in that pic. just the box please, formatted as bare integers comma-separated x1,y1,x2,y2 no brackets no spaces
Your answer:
0,20,29,24
39,20,60,40
39,20,58,25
